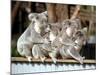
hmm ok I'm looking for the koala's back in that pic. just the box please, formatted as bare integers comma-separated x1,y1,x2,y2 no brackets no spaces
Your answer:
17,26,32,46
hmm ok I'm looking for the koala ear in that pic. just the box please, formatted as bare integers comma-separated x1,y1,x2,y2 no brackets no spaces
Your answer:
45,24,51,32
41,11,48,17
28,13,38,21
82,27,87,33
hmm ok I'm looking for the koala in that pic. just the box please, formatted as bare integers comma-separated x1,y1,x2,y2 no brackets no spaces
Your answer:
32,23,62,63
57,18,82,47
32,25,58,63
73,27,87,51
17,11,48,62
59,27,87,64
59,24,77,46
45,23,62,63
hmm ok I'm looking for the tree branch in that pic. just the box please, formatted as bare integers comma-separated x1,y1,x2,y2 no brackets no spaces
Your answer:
70,5,80,20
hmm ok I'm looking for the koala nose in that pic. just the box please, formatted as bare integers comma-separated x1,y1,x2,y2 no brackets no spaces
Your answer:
49,40,51,43
31,20,35,24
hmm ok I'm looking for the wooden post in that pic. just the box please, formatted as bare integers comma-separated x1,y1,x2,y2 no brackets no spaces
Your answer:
55,4,68,22
46,3,57,23
46,3,69,23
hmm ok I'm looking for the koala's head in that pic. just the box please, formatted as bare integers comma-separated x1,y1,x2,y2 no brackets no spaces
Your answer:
70,19,82,30
28,11,48,34
62,19,71,30
74,27,87,46
62,19,81,37
65,26,77,37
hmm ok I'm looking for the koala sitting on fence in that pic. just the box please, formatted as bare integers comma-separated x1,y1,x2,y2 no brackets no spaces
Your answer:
32,22,62,63
32,24,60,63
59,27,87,64
17,11,49,62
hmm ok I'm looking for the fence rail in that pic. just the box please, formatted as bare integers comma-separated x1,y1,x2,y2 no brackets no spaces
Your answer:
12,57,96,64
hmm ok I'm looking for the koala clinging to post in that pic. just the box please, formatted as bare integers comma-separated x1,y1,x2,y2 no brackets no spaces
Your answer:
17,11,48,62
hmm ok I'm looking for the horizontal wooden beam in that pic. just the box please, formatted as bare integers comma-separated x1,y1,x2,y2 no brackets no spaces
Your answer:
12,57,96,64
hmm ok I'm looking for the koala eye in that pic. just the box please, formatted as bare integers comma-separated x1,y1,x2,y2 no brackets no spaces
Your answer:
36,16,39,20
45,15,48,18
30,16,34,19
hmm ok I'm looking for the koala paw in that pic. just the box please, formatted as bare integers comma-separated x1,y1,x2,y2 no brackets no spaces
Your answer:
26,56,32,62
52,58,57,64
40,56,46,62
49,52,57,64
79,56,85,64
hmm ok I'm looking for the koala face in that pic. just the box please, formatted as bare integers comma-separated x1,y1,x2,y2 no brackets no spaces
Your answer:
70,19,82,30
66,26,77,37
28,11,48,22
62,19,81,37
28,11,48,34
74,27,87,46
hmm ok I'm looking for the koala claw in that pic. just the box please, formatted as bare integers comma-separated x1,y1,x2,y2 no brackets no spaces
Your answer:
79,56,85,64
40,57,46,62
27,56,32,62
52,58,57,64
49,52,57,64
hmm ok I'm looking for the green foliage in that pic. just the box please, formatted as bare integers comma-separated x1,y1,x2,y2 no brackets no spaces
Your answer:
11,47,21,57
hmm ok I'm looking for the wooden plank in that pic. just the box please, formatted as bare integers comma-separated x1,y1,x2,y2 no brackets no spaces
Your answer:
46,3,57,23
11,57,96,64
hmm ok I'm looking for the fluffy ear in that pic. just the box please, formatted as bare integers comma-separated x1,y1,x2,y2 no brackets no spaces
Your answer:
40,11,48,18
42,11,48,17
28,13,38,21
45,24,51,32
82,27,87,33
